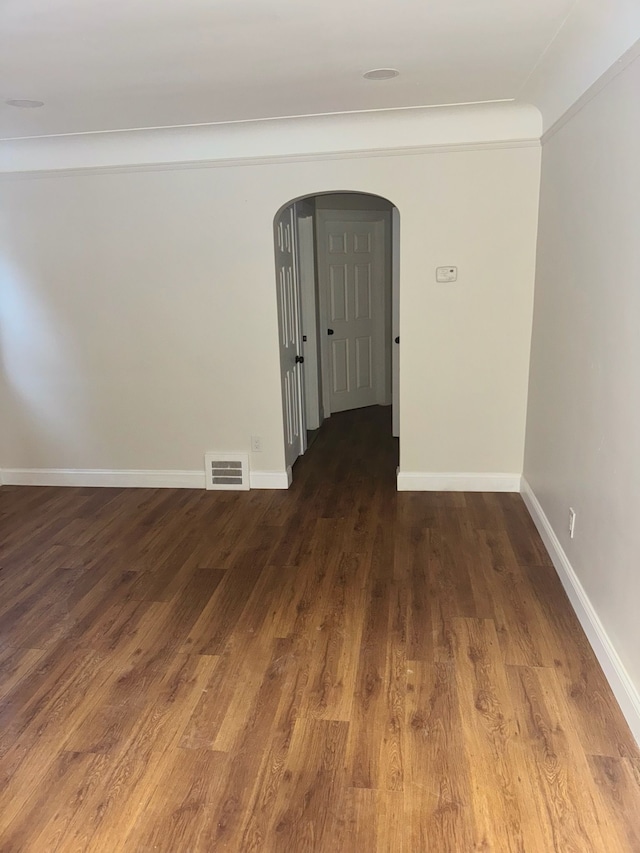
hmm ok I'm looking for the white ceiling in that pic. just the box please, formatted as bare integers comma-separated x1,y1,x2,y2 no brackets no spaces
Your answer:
2,1,639,142
0,0,583,139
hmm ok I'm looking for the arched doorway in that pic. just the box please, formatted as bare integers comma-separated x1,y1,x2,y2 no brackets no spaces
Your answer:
274,191,400,484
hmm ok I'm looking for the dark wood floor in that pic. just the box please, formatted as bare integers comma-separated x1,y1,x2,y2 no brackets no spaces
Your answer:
1,406,639,852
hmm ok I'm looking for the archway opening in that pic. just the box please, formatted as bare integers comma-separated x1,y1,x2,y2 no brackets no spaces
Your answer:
274,191,400,486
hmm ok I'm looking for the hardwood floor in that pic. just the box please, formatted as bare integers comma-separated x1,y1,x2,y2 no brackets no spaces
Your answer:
1,405,639,851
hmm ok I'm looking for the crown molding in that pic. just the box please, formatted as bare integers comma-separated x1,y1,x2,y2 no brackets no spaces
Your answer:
0,102,542,176
0,138,540,181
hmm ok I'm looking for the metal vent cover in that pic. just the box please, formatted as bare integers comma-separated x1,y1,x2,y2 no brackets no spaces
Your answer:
204,452,250,491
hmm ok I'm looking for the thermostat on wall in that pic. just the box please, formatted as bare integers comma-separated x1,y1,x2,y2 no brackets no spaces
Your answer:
436,266,457,282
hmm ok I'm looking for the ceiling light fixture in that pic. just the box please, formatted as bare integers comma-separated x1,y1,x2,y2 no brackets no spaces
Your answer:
6,99,45,108
363,68,399,81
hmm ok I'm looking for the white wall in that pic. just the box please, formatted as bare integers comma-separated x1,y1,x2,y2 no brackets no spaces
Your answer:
399,147,540,482
524,56,640,711
0,106,540,483
1,166,288,476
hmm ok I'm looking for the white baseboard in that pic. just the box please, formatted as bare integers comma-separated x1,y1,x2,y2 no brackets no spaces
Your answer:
396,471,521,492
249,470,291,489
1,467,291,490
521,477,640,746
1,468,206,489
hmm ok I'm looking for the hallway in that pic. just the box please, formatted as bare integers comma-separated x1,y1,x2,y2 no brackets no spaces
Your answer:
0,406,639,851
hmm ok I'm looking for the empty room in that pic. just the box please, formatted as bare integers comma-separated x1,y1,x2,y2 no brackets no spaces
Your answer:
1,1,640,850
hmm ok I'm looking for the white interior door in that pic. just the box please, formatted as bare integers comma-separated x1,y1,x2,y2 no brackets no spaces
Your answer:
297,210,322,431
318,215,386,414
275,205,304,472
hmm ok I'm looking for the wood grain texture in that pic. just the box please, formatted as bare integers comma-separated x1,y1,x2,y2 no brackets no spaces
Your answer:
1,406,639,851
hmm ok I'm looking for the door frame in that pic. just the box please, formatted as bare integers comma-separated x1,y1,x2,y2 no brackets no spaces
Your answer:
316,208,391,418
291,203,307,455
391,206,400,438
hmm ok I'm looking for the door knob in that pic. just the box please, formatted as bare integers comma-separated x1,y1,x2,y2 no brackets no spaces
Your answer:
327,328,334,335
395,336,400,344
295,355,305,364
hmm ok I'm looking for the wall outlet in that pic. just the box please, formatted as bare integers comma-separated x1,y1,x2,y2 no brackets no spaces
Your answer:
569,507,576,539
251,435,262,452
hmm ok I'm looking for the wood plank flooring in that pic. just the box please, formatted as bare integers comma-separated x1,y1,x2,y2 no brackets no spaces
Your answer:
1,406,639,851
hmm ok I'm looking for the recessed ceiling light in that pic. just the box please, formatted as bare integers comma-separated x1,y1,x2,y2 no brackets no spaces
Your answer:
363,68,399,81
6,99,45,108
